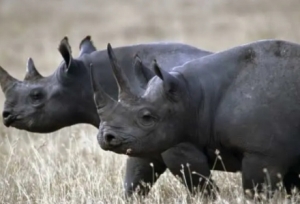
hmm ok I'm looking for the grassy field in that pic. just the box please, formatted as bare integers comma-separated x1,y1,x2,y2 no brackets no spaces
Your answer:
1,0,300,203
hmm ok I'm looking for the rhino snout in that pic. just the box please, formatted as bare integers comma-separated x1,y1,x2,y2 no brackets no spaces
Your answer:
100,131,122,149
2,109,16,127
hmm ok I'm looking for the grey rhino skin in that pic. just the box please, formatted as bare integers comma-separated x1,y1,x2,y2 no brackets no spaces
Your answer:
0,36,240,197
91,40,300,198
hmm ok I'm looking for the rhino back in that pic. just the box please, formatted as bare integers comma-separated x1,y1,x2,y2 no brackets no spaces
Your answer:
176,39,300,154
217,40,300,152
82,42,212,100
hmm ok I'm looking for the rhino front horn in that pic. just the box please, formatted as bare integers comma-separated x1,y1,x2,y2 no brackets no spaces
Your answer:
107,43,137,101
89,63,116,110
0,66,17,93
24,58,43,81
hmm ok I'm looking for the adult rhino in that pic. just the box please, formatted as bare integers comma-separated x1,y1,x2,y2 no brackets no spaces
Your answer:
0,36,229,197
91,40,300,198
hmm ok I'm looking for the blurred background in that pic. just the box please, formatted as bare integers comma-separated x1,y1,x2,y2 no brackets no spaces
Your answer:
1,0,300,79
0,0,300,203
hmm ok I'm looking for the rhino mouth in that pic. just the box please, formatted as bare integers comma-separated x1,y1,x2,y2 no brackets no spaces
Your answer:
3,115,22,127
98,136,132,154
100,140,142,156
98,137,123,152
103,144,131,155
98,128,141,155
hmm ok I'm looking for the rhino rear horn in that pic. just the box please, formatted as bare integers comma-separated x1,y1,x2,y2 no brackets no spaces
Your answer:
24,58,43,81
153,59,180,100
0,66,17,93
133,54,155,89
89,63,116,110
79,35,97,57
58,36,73,72
107,43,137,101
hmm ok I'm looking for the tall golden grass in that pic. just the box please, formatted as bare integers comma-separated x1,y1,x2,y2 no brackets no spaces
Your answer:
1,0,300,203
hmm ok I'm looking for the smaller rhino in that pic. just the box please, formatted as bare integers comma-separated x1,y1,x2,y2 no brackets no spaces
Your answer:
91,40,300,198
0,36,229,198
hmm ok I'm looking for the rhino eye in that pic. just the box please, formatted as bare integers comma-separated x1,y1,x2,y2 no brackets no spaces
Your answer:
138,110,156,127
32,92,41,99
30,90,44,104
142,114,153,123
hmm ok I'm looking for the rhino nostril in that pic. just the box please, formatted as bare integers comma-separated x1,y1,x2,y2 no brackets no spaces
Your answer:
104,133,122,147
2,111,11,119
105,133,116,143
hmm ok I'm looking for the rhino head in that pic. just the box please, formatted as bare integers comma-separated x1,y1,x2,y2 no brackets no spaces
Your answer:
0,36,99,133
91,44,190,157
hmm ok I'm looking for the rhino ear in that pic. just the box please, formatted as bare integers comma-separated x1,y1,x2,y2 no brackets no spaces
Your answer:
24,58,43,81
79,35,97,57
58,36,73,72
153,59,180,100
133,54,155,89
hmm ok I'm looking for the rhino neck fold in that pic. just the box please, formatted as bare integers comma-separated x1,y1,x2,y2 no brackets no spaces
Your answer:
181,54,241,148
71,106,100,129
86,112,101,128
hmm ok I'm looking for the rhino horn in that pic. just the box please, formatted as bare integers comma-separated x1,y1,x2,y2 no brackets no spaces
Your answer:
0,66,17,93
24,58,43,81
153,59,180,100
89,63,116,110
107,43,137,101
133,54,155,89
58,36,73,72
79,35,97,57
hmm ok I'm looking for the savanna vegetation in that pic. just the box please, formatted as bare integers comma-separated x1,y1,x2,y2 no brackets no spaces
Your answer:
1,0,300,203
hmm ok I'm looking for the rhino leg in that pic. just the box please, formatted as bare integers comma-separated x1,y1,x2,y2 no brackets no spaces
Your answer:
205,148,241,172
161,142,218,197
283,172,300,195
124,156,166,197
242,153,289,199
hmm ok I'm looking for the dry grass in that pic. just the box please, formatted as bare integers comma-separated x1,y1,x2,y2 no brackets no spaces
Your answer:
1,0,300,203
